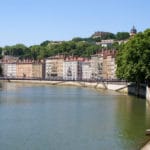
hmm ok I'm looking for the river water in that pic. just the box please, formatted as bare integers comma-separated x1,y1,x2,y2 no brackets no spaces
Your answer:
0,82,150,150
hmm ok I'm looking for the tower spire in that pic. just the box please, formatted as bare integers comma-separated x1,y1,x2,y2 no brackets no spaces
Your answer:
130,25,137,36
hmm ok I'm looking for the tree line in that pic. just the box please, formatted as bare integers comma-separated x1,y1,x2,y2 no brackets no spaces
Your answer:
0,32,130,60
0,41,100,59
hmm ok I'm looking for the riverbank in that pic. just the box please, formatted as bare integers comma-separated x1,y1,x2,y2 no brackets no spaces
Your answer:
141,141,150,150
1,79,129,93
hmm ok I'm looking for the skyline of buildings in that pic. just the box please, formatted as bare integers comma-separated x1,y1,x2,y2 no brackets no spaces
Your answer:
0,26,138,80
0,49,117,81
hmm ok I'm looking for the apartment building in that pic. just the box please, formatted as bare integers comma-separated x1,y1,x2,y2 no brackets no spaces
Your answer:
82,60,92,80
63,57,83,80
102,50,116,79
90,53,103,80
45,55,64,79
2,55,19,63
16,60,45,78
32,62,45,79
0,50,117,80
16,62,32,78
1,63,17,77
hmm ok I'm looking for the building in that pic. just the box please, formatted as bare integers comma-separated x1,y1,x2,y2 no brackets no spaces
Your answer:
96,39,114,47
90,53,103,80
1,55,19,63
90,50,117,80
102,50,116,79
0,51,117,80
82,60,92,80
16,62,32,78
32,62,45,79
1,63,17,77
16,60,45,78
92,31,113,39
63,57,83,80
130,26,137,36
45,55,65,79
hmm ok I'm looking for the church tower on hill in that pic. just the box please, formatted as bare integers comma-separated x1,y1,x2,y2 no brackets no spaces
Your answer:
130,26,137,36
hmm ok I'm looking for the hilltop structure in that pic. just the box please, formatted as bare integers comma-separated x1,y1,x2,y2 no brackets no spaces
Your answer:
130,26,137,36
91,31,113,39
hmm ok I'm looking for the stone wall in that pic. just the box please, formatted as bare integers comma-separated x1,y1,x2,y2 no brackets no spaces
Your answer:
2,80,150,100
127,83,146,98
146,86,150,103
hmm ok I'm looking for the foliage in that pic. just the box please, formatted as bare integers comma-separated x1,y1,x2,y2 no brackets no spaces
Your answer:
3,44,29,59
1,40,101,59
40,40,51,47
91,32,116,40
91,31,130,41
116,29,150,83
72,37,96,44
112,42,120,50
116,32,130,40
1,30,132,59
72,37,84,42
101,33,116,40
93,37,101,42
46,41,101,58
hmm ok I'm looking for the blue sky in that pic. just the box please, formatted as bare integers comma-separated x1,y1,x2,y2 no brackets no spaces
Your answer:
0,0,149,47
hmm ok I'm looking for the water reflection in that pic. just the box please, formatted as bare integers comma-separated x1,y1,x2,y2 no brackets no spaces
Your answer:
0,82,2,88
115,95,150,149
0,82,26,105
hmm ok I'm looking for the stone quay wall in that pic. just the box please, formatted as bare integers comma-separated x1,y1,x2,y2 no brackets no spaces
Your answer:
1,79,150,100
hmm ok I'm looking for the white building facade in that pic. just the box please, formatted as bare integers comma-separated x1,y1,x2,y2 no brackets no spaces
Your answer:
82,61,92,80
2,63,17,77
63,59,82,80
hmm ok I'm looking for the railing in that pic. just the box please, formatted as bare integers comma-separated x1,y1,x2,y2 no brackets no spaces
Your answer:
0,76,128,83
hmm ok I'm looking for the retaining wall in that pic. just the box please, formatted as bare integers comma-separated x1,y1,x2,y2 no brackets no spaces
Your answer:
2,80,150,100
146,86,150,103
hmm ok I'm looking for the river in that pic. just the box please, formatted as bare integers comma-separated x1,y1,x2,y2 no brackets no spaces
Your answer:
0,82,150,150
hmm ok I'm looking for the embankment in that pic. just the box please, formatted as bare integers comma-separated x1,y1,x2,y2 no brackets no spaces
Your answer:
146,86,150,103
4,79,150,101
1,79,129,93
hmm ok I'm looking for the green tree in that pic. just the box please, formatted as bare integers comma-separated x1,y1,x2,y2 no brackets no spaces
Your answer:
72,37,83,42
3,44,28,58
101,33,116,40
12,44,27,56
3,46,12,55
30,45,42,59
116,32,130,40
37,47,49,59
76,41,90,56
85,45,101,57
116,29,150,95
40,40,50,47
93,37,101,42
112,42,120,50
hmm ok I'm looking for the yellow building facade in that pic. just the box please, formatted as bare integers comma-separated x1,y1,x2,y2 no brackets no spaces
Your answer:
16,61,45,78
